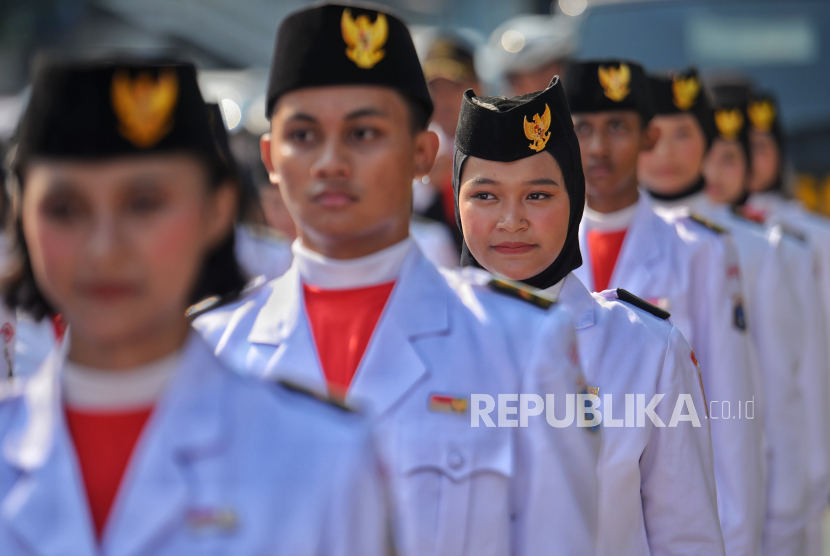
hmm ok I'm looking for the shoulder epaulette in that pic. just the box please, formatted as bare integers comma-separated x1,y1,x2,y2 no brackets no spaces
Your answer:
185,296,222,319
277,379,355,412
487,277,556,310
779,223,807,244
616,288,671,320
689,214,727,234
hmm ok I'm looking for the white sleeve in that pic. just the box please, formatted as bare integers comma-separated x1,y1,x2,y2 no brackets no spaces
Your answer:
640,325,725,556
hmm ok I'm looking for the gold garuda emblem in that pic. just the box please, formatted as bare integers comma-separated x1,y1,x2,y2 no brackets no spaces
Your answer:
598,64,631,102
748,100,776,132
715,108,744,140
672,75,700,111
524,104,552,152
341,9,388,69
111,70,178,149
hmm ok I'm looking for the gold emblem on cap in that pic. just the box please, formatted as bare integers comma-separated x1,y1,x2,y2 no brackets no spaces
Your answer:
111,70,178,149
341,9,388,69
715,108,744,140
524,104,552,152
672,75,700,111
748,100,776,132
598,64,631,102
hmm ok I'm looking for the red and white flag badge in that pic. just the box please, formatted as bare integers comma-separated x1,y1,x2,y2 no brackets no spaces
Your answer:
428,393,468,414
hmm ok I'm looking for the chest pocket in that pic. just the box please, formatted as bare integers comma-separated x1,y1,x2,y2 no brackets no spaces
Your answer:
396,426,513,556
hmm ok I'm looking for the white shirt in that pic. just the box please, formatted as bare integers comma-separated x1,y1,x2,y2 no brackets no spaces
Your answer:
195,243,600,556
0,334,390,556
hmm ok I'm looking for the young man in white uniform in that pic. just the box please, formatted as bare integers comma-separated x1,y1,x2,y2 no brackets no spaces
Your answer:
195,5,599,555
451,76,724,555
564,61,765,556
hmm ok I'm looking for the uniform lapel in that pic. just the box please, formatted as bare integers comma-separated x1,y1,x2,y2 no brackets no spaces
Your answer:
347,246,450,419
246,265,328,392
102,335,228,556
1,342,97,556
608,194,662,292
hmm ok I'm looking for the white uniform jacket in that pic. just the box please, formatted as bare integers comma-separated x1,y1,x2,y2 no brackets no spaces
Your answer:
750,192,830,511
696,204,813,556
195,244,600,556
576,194,765,556
0,334,389,556
556,273,724,556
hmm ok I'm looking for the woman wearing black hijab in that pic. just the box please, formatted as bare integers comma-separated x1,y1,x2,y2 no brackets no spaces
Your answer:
453,76,724,556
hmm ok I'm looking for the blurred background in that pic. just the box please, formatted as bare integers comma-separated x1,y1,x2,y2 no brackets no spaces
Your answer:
2,0,830,213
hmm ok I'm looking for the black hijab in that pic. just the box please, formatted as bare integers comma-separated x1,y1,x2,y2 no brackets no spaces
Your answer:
452,77,584,290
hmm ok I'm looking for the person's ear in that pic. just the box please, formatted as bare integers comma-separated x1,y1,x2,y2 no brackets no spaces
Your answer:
641,121,660,152
260,133,280,185
204,181,238,249
413,130,440,179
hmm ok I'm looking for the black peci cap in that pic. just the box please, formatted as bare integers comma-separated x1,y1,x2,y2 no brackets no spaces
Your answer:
265,3,433,119
453,77,584,289
455,76,577,163
14,57,224,178
710,83,751,164
649,68,716,147
563,59,653,122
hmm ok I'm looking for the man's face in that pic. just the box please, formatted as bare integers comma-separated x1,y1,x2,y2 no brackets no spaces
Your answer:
572,111,645,202
428,77,479,140
507,60,564,97
262,86,438,258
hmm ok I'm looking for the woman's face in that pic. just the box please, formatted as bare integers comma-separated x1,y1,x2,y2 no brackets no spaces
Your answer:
458,152,570,282
638,113,707,194
703,139,749,204
22,153,235,350
749,130,781,193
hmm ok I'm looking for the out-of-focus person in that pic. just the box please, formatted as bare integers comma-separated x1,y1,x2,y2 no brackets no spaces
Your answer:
483,14,577,97
195,4,600,554
207,104,293,282
564,60,765,556
410,31,477,259
0,57,389,555
643,75,820,556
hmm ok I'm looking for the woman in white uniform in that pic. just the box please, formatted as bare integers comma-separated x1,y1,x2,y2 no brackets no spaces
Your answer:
0,58,388,555
450,77,724,555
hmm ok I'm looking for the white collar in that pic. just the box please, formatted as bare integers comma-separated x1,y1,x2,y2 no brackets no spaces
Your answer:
542,278,566,301
63,349,181,410
583,201,639,231
292,237,413,289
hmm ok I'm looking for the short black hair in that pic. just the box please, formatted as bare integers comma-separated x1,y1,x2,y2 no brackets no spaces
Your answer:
405,93,431,133
2,162,249,321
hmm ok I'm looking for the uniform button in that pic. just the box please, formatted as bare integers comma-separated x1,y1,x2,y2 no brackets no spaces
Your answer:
447,451,464,470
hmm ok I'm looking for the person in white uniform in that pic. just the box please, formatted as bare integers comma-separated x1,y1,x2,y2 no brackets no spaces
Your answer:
450,77,724,555
746,96,830,551
562,61,764,556
0,58,389,555
641,76,821,556
194,5,600,555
